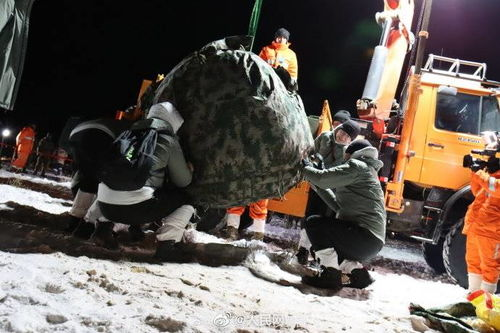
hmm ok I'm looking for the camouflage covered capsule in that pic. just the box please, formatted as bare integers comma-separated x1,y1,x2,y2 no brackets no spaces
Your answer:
152,35,314,208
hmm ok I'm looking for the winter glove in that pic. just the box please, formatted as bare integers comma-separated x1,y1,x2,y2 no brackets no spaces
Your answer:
311,153,324,170
301,158,313,168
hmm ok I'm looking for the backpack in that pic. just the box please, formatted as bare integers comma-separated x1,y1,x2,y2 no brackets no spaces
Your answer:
99,127,158,191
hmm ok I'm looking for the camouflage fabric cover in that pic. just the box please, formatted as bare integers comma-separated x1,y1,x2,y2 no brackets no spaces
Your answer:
152,35,313,208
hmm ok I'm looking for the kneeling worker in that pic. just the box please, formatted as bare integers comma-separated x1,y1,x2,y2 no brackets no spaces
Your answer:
301,139,386,289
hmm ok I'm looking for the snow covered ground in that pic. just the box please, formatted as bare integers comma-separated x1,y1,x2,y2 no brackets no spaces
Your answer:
0,171,469,332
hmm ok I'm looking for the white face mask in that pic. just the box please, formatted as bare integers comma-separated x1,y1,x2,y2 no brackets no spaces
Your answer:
274,37,288,44
334,129,352,145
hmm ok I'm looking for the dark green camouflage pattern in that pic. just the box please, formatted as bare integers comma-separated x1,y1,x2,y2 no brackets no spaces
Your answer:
152,36,314,208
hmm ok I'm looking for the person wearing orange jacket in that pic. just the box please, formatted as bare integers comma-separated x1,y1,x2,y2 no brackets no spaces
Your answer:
463,165,500,294
11,123,36,172
259,28,298,87
223,28,299,242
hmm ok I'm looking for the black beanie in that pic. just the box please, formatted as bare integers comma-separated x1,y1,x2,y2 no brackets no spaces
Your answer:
345,139,372,155
274,28,290,40
333,110,351,123
339,120,361,141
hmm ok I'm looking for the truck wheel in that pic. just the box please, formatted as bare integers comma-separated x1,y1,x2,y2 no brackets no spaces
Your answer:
422,239,446,274
443,219,468,288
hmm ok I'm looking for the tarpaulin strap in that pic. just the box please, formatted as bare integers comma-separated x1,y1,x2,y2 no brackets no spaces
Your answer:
247,0,263,52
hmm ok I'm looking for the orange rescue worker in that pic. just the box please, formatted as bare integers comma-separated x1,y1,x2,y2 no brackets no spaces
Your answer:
463,168,500,294
11,124,36,171
224,28,299,242
259,27,298,83
226,199,269,241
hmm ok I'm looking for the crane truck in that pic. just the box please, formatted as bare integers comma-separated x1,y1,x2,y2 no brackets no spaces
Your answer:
267,0,500,289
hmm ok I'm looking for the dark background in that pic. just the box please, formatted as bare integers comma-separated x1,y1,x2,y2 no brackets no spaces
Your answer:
2,0,500,145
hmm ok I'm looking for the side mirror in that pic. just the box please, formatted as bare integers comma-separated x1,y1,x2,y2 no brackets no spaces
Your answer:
437,85,458,96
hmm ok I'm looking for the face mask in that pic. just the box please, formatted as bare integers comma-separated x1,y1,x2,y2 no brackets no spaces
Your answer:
334,129,351,145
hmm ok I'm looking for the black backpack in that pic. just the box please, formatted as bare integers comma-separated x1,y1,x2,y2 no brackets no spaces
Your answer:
99,127,158,191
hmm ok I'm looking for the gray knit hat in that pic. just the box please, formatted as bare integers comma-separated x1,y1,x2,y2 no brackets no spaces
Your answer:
345,139,372,155
339,120,361,141
333,110,351,124
274,28,290,40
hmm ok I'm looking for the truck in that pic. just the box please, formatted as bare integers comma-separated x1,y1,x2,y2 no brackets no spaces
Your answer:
266,0,500,289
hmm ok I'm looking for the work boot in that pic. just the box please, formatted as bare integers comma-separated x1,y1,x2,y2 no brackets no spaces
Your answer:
345,268,374,289
64,215,82,233
224,226,239,241
91,222,119,250
250,232,265,241
296,246,310,265
301,265,343,290
154,240,190,262
72,221,96,239
128,224,145,242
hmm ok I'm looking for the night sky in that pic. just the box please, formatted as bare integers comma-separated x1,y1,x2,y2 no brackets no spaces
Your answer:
2,0,500,144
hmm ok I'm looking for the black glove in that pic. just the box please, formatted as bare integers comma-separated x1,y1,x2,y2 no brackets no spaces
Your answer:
487,157,500,174
301,158,313,168
311,153,324,170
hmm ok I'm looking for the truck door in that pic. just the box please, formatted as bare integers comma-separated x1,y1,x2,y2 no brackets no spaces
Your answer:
419,90,500,189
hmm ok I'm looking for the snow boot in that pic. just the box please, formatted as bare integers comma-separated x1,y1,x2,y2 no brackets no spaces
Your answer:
156,205,195,242
224,226,239,241
154,240,190,263
345,268,374,289
250,231,265,241
301,265,343,290
128,224,145,242
64,215,82,233
72,221,96,239
91,221,119,250
296,246,310,265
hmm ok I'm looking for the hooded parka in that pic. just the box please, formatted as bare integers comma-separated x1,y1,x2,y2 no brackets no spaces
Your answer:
303,146,387,243
314,126,348,168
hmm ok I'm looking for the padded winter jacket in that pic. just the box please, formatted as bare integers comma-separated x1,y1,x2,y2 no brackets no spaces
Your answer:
97,114,192,206
259,42,298,79
303,146,387,243
464,170,500,240
314,126,347,168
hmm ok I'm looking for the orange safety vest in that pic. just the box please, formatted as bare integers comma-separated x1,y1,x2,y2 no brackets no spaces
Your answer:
259,41,298,79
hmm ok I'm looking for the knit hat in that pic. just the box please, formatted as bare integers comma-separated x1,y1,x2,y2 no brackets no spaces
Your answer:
345,139,372,155
333,110,351,124
339,120,361,141
274,28,290,40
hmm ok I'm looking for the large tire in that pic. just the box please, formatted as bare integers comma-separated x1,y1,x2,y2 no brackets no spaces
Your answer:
443,219,468,288
422,239,446,274
444,219,500,291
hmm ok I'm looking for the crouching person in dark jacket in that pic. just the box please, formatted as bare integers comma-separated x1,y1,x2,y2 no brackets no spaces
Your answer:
67,117,133,238
96,102,196,261
301,139,386,290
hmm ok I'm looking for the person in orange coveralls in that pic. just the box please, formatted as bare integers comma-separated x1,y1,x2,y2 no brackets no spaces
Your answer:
11,123,36,172
463,156,500,294
259,27,298,89
223,28,299,242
